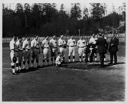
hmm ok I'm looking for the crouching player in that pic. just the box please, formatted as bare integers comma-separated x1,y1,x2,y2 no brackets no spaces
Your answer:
55,52,63,66
9,36,18,75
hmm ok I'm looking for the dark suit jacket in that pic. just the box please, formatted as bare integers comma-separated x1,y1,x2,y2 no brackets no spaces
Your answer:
109,37,119,53
96,36,108,54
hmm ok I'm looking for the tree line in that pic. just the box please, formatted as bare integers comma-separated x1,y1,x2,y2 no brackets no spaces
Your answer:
3,3,125,37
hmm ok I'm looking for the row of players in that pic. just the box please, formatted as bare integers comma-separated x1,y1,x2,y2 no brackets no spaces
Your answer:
9,33,119,74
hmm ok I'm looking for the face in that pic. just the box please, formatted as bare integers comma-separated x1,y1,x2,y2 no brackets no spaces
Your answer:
53,36,56,39
19,38,22,42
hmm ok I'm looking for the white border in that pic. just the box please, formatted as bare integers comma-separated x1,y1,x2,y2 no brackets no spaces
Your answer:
0,0,127,104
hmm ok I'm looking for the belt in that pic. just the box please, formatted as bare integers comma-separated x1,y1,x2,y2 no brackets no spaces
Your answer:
59,46,64,47
10,49,18,52
32,47,39,49
79,47,85,48
25,48,30,51
52,47,57,48
18,49,23,51
69,46,75,47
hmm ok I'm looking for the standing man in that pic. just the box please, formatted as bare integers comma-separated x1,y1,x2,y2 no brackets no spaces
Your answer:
22,37,31,70
15,36,23,72
58,35,66,63
88,34,97,62
31,36,40,68
109,33,119,65
9,36,18,74
42,36,50,65
77,36,86,62
49,35,58,64
67,36,76,62
96,33,108,67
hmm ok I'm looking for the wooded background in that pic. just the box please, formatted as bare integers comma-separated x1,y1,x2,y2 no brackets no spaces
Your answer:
2,3,126,37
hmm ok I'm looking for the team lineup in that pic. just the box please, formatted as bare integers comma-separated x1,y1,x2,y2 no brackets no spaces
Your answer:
9,33,119,75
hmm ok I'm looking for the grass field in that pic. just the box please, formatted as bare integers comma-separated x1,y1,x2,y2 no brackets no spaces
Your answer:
2,43,125,101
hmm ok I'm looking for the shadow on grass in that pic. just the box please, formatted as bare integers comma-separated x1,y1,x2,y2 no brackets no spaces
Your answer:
19,61,125,73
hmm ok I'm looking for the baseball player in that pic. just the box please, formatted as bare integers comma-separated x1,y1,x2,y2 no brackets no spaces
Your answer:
9,36,18,74
22,37,31,70
42,36,50,65
31,36,40,68
67,36,76,62
77,36,86,62
55,52,63,66
49,35,58,64
88,34,97,62
58,35,66,63
15,37,23,72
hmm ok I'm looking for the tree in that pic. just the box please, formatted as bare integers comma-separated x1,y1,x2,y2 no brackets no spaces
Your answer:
83,7,89,20
90,3,105,20
15,3,25,35
70,3,81,20
24,3,31,34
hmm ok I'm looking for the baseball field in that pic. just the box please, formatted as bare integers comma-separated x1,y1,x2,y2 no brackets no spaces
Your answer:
2,42,125,101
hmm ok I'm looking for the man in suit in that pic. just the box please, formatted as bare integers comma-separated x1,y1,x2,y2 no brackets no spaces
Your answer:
96,33,108,67
109,33,119,65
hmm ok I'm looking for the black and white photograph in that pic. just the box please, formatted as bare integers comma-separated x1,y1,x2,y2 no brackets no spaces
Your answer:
2,0,126,101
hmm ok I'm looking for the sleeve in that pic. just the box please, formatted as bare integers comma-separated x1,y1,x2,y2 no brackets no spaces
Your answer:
105,39,108,49
96,39,99,45
22,42,25,49
9,42,12,50
31,41,34,47
58,40,60,46
74,40,76,45
89,38,91,44
67,40,70,46
77,40,79,46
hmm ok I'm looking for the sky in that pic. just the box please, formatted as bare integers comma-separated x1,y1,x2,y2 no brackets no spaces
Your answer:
2,0,126,16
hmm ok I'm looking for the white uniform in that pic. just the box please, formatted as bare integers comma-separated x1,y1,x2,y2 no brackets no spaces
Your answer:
89,36,96,44
15,39,23,70
10,38,17,73
89,36,98,61
50,38,58,53
67,38,76,62
77,39,86,61
50,38,58,62
22,39,31,69
42,39,49,60
58,38,66,57
31,38,40,66
55,55,62,66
